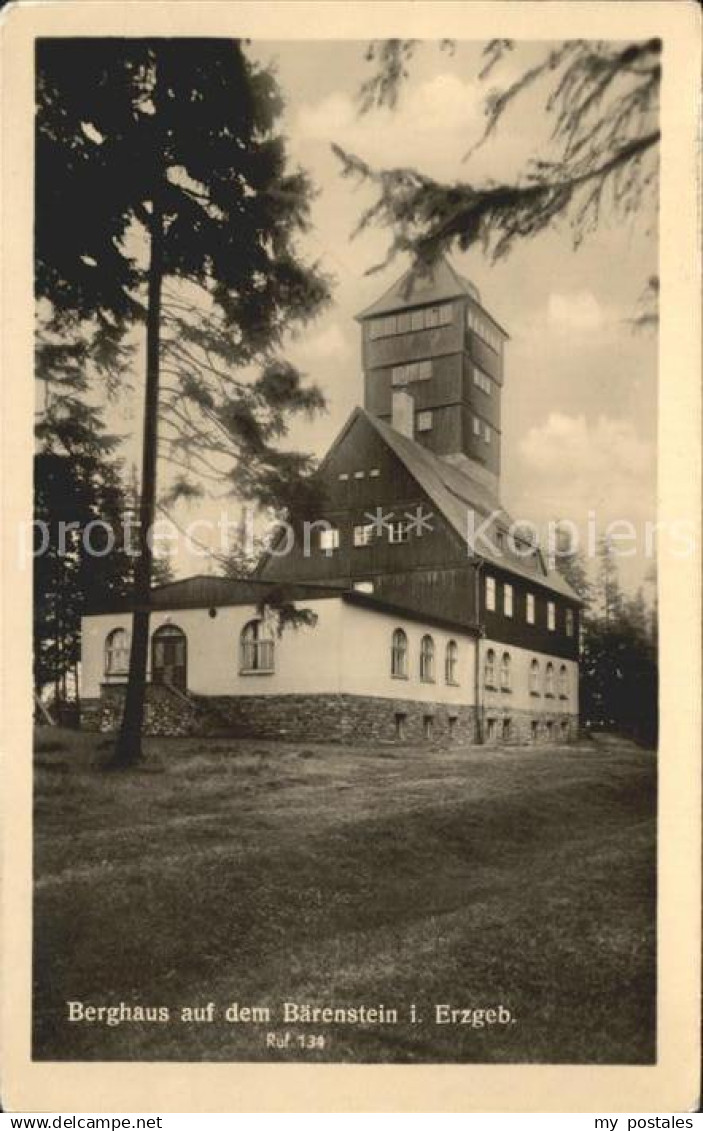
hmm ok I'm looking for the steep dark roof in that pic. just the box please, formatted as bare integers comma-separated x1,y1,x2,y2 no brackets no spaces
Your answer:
355,256,509,338
324,408,581,602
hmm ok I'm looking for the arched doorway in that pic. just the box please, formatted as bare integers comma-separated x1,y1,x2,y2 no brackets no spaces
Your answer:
152,624,187,690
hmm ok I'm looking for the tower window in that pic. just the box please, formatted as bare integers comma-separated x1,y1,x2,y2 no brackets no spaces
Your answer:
473,366,492,395
392,359,432,386
504,584,513,618
416,411,433,433
527,593,535,624
485,575,496,611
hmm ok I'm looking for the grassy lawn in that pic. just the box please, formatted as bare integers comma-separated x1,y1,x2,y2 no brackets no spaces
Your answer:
33,729,656,1064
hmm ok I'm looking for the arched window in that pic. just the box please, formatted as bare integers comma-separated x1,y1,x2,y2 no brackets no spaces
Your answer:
485,648,497,688
559,664,569,698
105,628,130,676
420,635,435,682
391,628,408,679
445,640,459,685
240,619,275,674
545,662,555,697
152,624,187,690
529,658,540,695
500,652,511,692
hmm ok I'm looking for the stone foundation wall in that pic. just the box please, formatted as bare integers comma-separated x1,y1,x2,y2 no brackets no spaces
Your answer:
478,703,579,746
81,683,201,737
82,688,578,746
207,694,477,746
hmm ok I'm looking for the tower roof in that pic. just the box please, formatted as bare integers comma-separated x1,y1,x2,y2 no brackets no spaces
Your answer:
355,256,508,338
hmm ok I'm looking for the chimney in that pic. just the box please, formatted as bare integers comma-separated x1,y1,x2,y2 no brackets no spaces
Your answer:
391,389,414,439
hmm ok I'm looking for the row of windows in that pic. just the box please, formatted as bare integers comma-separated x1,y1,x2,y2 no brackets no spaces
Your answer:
391,359,432,386
391,628,459,684
105,620,277,679
483,648,570,698
472,415,492,444
320,518,420,553
338,468,381,482
472,365,492,395
466,307,503,354
485,576,574,636
369,303,453,340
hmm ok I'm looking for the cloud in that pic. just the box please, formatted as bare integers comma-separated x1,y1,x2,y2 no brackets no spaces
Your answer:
547,290,605,332
296,322,348,361
520,413,652,482
294,73,481,177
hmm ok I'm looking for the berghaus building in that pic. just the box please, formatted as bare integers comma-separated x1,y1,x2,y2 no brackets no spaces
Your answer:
81,258,581,745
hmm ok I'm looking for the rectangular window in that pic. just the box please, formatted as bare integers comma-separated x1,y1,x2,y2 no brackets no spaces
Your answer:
353,470,364,479
319,528,339,553
411,309,424,331
504,584,513,617
486,575,496,612
394,713,407,741
439,304,453,325
416,410,433,433
338,472,349,481
527,593,535,624
353,523,374,547
566,608,574,637
391,365,408,387
388,520,410,544
548,601,556,631
448,715,458,738
369,468,381,478
426,306,439,328
397,312,411,333
418,359,432,381
473,416,481,436
483,424,491,444
423,715,434,741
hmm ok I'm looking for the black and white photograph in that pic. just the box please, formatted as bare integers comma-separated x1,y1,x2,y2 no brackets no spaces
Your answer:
2,0,700,1114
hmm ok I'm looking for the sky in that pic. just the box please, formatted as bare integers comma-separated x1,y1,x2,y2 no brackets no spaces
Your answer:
108,39,659,595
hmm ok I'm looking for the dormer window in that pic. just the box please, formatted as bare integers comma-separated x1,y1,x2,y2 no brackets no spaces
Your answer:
319,527,339,554
388,520,410,544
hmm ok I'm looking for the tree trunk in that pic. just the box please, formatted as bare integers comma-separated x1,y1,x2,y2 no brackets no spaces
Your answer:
109,197,164,768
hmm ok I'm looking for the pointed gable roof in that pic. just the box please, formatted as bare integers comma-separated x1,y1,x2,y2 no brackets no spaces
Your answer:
356,256,481,320
329,408,579,601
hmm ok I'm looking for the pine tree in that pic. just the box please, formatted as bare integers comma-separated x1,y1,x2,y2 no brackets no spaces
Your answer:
335,39,660,280
36,40,331,766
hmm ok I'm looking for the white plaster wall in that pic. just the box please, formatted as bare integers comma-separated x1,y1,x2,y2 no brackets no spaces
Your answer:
339,602,476,705
479,637,579,716
80,600,344,700
81,599,479,706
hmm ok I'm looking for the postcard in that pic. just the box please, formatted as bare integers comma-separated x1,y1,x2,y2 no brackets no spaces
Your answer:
1,0,700,1114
